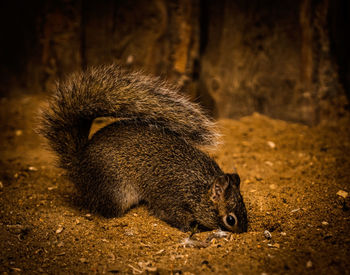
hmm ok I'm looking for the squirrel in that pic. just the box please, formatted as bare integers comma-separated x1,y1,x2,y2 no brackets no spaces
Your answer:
39,64,248,233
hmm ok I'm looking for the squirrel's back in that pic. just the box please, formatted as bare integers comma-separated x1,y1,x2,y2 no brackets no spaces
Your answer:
39,64,219,171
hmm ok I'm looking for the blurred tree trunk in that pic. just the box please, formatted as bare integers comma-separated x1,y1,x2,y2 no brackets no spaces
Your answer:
82,0,200,90
300,0,347,123
32,0,200,93
198,0,346,124
199,0,304,121
0,0,347,124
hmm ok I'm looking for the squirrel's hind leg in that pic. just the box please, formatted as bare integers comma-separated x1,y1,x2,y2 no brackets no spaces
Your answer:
77,178,141,218
80,189,125,218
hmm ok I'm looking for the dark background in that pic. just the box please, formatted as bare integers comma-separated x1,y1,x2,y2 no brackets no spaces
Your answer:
1,0,349,124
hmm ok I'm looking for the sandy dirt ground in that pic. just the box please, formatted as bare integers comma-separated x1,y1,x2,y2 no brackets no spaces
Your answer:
0,93,349,274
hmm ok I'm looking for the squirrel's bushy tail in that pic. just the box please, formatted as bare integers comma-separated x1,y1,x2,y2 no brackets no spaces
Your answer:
39,64,219,170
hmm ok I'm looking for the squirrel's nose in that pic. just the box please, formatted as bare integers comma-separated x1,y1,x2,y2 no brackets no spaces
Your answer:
233,221,248,233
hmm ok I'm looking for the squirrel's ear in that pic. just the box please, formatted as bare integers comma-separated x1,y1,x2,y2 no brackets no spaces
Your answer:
226,173,240,188
210,176,229,203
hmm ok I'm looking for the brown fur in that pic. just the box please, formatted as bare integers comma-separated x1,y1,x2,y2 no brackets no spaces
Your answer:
39,64,247,232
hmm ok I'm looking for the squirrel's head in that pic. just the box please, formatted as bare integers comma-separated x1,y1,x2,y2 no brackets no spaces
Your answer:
196,173,248,233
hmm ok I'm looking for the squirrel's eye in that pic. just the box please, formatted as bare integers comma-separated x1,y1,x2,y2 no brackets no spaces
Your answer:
222,213,238,230
226,215,236,226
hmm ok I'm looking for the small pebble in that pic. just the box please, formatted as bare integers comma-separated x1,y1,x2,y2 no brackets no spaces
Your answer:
337,190,348,199
280,232,287,236
267,141,276,148
321,221,329,226
0,181,3,190
264,230,272,240
79,258,88,263
56,226,64,234
306,260,313,268
291,208,300,213
28,166,38,171
265,161,274,166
